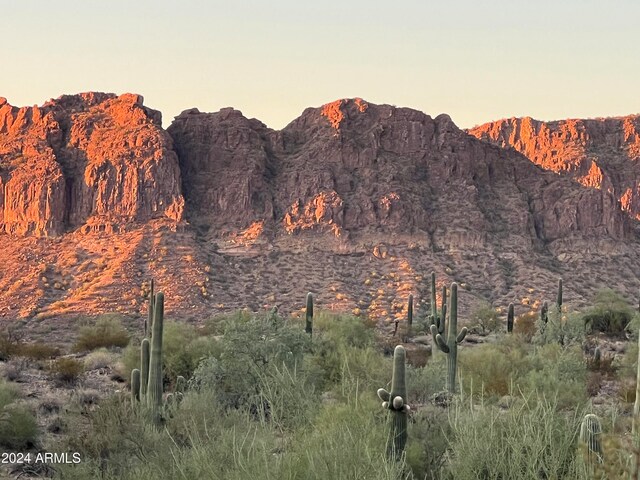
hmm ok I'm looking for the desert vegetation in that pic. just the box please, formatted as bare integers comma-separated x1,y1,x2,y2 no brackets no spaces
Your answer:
1,276,640,479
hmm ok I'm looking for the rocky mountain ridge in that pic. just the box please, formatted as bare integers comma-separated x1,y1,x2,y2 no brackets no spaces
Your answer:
1,93,638,340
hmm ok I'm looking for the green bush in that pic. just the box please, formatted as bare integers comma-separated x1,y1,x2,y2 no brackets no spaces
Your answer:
0,380,20,410
582,289,634,336
521,344,587,409
74,316,130,352
163,321,220,380
191,312,310,410
49,357,85,385
405,405,451,479
0,404,39,449
458,335,531,398
471,301,501,334
533,310,586,347
446,395,586,479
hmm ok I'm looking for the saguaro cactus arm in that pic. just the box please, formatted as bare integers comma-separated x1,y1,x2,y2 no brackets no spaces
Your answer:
431,324,450,353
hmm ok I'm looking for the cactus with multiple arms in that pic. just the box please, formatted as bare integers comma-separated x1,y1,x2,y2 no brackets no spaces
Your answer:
147,292,165,425
507,303,514,333
377,345,410,459
431,283,467,393
305,292,313,336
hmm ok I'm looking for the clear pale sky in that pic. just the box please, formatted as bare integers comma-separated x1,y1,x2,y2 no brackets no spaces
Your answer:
3,1,639,129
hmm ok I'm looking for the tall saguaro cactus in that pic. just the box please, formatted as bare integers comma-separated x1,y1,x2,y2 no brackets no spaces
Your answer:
557,278,563,313
507,303,514,333
305,292,313,336
147,292,164,425
140,338,150,400
430,272,438,328
579,414,603,471
146,279,155,337
407,294,413,329
377,345,410,459
431,283,468,393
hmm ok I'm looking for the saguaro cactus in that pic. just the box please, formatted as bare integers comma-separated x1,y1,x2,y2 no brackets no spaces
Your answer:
146,279,155,337
140,338,150,399
541,301,549,324
147,292,165,424
377,345,410,459
131,369,141,402
430,272,437,327
507,303,514,333
557,278,563,313
431,283,468,393
305,292,313,336
407,294,413,329
579,414,603,470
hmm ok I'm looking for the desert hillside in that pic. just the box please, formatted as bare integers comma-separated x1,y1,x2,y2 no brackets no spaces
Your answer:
1,94,639,341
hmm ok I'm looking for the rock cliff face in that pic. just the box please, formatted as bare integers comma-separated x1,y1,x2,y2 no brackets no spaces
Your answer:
169,98,631,245
468,115,640,221
1,94,639,334
0,93,184,236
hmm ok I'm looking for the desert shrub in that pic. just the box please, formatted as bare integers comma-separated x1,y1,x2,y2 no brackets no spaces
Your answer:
17,342,61,361
313,311,375,348
49,357,84,386
405,405,451,479
202,309,254,336
0,328,23,360
582,289,634,336
84,348,117,370
458,334,531,398
163,321,220,380
533,310,586,347
74,316,130,352
521,343,587,409
0,404,39,449
470,301,500,334
514,311,538,342
407,354,448,403
0,380,20,409
190,312,310,410
446,395,585,479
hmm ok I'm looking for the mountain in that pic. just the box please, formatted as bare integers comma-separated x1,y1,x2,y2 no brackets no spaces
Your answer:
468,115,640,221
1,94,638,340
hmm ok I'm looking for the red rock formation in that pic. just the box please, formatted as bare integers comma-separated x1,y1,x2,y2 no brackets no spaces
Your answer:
0,93,184,236
468,115,640,220
170,98,631,244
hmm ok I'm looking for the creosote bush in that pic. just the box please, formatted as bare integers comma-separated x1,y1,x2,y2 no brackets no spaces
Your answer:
74,315,130,352
49,357,84,386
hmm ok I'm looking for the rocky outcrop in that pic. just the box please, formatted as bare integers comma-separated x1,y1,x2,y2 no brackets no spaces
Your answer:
0,93,184,236
468,115,640,220
169,98,631,246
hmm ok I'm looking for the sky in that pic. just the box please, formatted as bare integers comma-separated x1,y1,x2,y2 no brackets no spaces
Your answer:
2,1,639,130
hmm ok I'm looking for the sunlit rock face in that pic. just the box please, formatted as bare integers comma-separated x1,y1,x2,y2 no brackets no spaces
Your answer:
0,93,184,236
170,98,631,244
469,115,640,221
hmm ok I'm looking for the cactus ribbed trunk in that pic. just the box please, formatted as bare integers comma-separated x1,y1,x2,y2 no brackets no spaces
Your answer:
431,283,467,393
146,279,154,337
140,338,150,399
377,345,409,459
430,272,437,327
305,292,313,336
440,285,447,334
407,294,413,329
447,284,458,392
147,292,164,425
131,369,140,402
507,303,514,333
557,278,563,313
580,414,603,471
